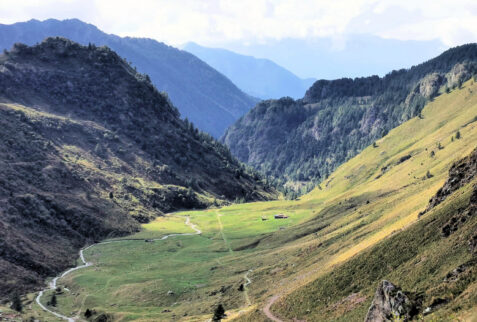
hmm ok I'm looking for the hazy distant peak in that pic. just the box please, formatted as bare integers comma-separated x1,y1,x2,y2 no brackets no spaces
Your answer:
184,42,316,99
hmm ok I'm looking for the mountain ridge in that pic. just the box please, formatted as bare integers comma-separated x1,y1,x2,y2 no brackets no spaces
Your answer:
223,44,477,192
0,18,258,137
183,42,315,99
219,35,445,79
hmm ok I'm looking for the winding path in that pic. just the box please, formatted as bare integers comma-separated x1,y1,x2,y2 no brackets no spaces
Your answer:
263,295,283,322
35,216,201,321
216,211,233,253
243,269,253,306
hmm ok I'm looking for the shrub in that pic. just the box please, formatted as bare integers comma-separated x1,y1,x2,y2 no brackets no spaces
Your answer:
212,304,226,321
49,294,57,307
84,308,93,318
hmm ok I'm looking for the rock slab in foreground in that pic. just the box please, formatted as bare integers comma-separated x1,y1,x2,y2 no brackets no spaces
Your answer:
365,280,413,322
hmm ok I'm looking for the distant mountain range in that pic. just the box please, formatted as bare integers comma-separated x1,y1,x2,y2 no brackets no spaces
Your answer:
220,35,447,79
0,19,257,137
183,42,315,99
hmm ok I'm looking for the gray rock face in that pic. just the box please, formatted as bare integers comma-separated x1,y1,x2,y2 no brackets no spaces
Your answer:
418,73,444,99
365,280,412,322
446,62,474,88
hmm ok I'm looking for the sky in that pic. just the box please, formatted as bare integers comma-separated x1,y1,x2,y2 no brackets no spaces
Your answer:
1,0,477,48
0,0,476,78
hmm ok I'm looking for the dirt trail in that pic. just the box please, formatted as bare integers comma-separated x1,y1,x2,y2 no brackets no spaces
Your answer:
263,295,283,322
215,212,255,311
216,211,233,253
36,216,200,321
243,269,253,306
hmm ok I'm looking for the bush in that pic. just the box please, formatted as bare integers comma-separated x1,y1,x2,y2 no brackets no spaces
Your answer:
212,304,226,321
84,308,93,318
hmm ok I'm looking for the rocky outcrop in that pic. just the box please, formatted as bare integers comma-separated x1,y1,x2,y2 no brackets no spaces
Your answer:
446,62,476,89
469,230,477,254
422,148,477,215
418,73,444,99
441,186,476,237
365,281,415,322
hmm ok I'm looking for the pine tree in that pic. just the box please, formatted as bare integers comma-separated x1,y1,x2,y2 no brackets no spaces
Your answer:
50,294,57,307
10,292,22,312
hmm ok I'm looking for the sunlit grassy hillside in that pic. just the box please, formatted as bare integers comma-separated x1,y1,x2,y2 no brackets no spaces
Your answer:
274,170,477,321
235,78,477,322
20,80,477,321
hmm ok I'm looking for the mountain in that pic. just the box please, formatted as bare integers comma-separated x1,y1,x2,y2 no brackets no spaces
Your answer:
15,75,477,321
0,19,258,137
223,44,477,190
0,38,276,299
183,42,315,99
221,35,446,79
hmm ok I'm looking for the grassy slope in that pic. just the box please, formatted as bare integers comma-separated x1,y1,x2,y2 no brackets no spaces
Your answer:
275,179,477,321
22,80,477,321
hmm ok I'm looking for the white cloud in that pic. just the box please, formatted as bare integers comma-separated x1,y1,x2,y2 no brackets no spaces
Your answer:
0,0,476,46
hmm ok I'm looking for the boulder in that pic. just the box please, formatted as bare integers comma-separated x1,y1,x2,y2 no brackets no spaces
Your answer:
365,280,413,322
